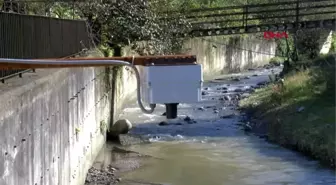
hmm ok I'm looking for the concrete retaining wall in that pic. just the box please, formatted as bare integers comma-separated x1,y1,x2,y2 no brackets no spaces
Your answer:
109,48,139,123
0,50,112,185
184,35,277,78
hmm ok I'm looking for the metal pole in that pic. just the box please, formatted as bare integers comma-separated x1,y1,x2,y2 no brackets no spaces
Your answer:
165,103,179,119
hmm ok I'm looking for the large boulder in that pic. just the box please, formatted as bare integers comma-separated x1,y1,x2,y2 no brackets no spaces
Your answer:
110,119,132,136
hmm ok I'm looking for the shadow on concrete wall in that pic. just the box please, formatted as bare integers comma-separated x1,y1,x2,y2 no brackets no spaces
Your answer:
247,50,253,69
224,37,243,73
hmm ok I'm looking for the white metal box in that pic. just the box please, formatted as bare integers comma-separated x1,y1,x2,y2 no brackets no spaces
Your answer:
140,64,203,104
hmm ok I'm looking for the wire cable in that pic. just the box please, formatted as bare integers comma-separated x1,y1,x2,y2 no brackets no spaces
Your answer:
0,58,156,114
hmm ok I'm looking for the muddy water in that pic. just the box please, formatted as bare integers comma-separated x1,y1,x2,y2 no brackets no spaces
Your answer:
96,67,336,185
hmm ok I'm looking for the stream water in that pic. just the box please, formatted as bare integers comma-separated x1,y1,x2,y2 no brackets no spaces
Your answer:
93,66,335,185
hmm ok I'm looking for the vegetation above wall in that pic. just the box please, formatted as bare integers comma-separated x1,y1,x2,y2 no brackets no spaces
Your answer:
1,0,334,56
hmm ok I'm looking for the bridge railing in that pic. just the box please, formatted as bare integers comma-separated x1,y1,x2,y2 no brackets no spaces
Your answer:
178,0,336,32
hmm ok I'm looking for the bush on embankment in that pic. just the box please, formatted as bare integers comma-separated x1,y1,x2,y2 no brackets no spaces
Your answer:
239,54,336,168
269,56,285,66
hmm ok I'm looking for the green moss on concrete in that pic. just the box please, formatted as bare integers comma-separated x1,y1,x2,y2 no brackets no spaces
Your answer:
240,54,336,168
330,32,336,53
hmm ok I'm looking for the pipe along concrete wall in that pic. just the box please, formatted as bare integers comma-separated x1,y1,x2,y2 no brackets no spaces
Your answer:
0,34,276,185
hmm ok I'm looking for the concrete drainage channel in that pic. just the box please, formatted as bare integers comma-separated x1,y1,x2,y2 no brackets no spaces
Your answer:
84,65,336,185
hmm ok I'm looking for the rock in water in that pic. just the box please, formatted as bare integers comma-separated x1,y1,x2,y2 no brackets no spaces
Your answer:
244,122,253,132
158,121,169,126
110,119,132,136
197,107,205,111
184,116,191,122
231,77,240,81
224,95,231,101
234,88,243,92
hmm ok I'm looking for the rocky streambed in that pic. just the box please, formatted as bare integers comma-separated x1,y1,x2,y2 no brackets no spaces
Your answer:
85,65,336,185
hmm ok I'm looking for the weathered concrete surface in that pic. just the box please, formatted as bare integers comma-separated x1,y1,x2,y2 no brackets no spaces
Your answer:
110,65,137,126
109,48,139,124
0,50,112,185
184,35,277,78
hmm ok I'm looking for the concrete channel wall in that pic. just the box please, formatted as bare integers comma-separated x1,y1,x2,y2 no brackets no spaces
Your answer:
0,51,112,185
184,35,277,78
0,34,276,185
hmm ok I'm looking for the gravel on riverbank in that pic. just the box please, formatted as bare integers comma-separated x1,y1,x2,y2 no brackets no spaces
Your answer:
85,165,120,185
85,146,164,185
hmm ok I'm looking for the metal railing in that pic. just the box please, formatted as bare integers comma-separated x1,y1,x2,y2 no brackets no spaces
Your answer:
0,69,31,83
168,0,336,36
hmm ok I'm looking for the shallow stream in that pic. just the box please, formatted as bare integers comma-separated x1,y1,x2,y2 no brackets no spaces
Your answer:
93,67,335,185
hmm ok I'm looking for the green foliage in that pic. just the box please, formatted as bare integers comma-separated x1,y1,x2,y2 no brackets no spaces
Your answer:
276,29,330,64
1,0,192,55
49,3,81,19
275,36,294,59
296,29,323,60
269,56,285,65
75,0,192,55
5,0,333,56
98,45,113,57
330,32,336,53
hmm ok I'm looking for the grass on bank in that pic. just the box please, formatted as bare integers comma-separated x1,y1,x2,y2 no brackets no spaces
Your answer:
239,54,336,168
